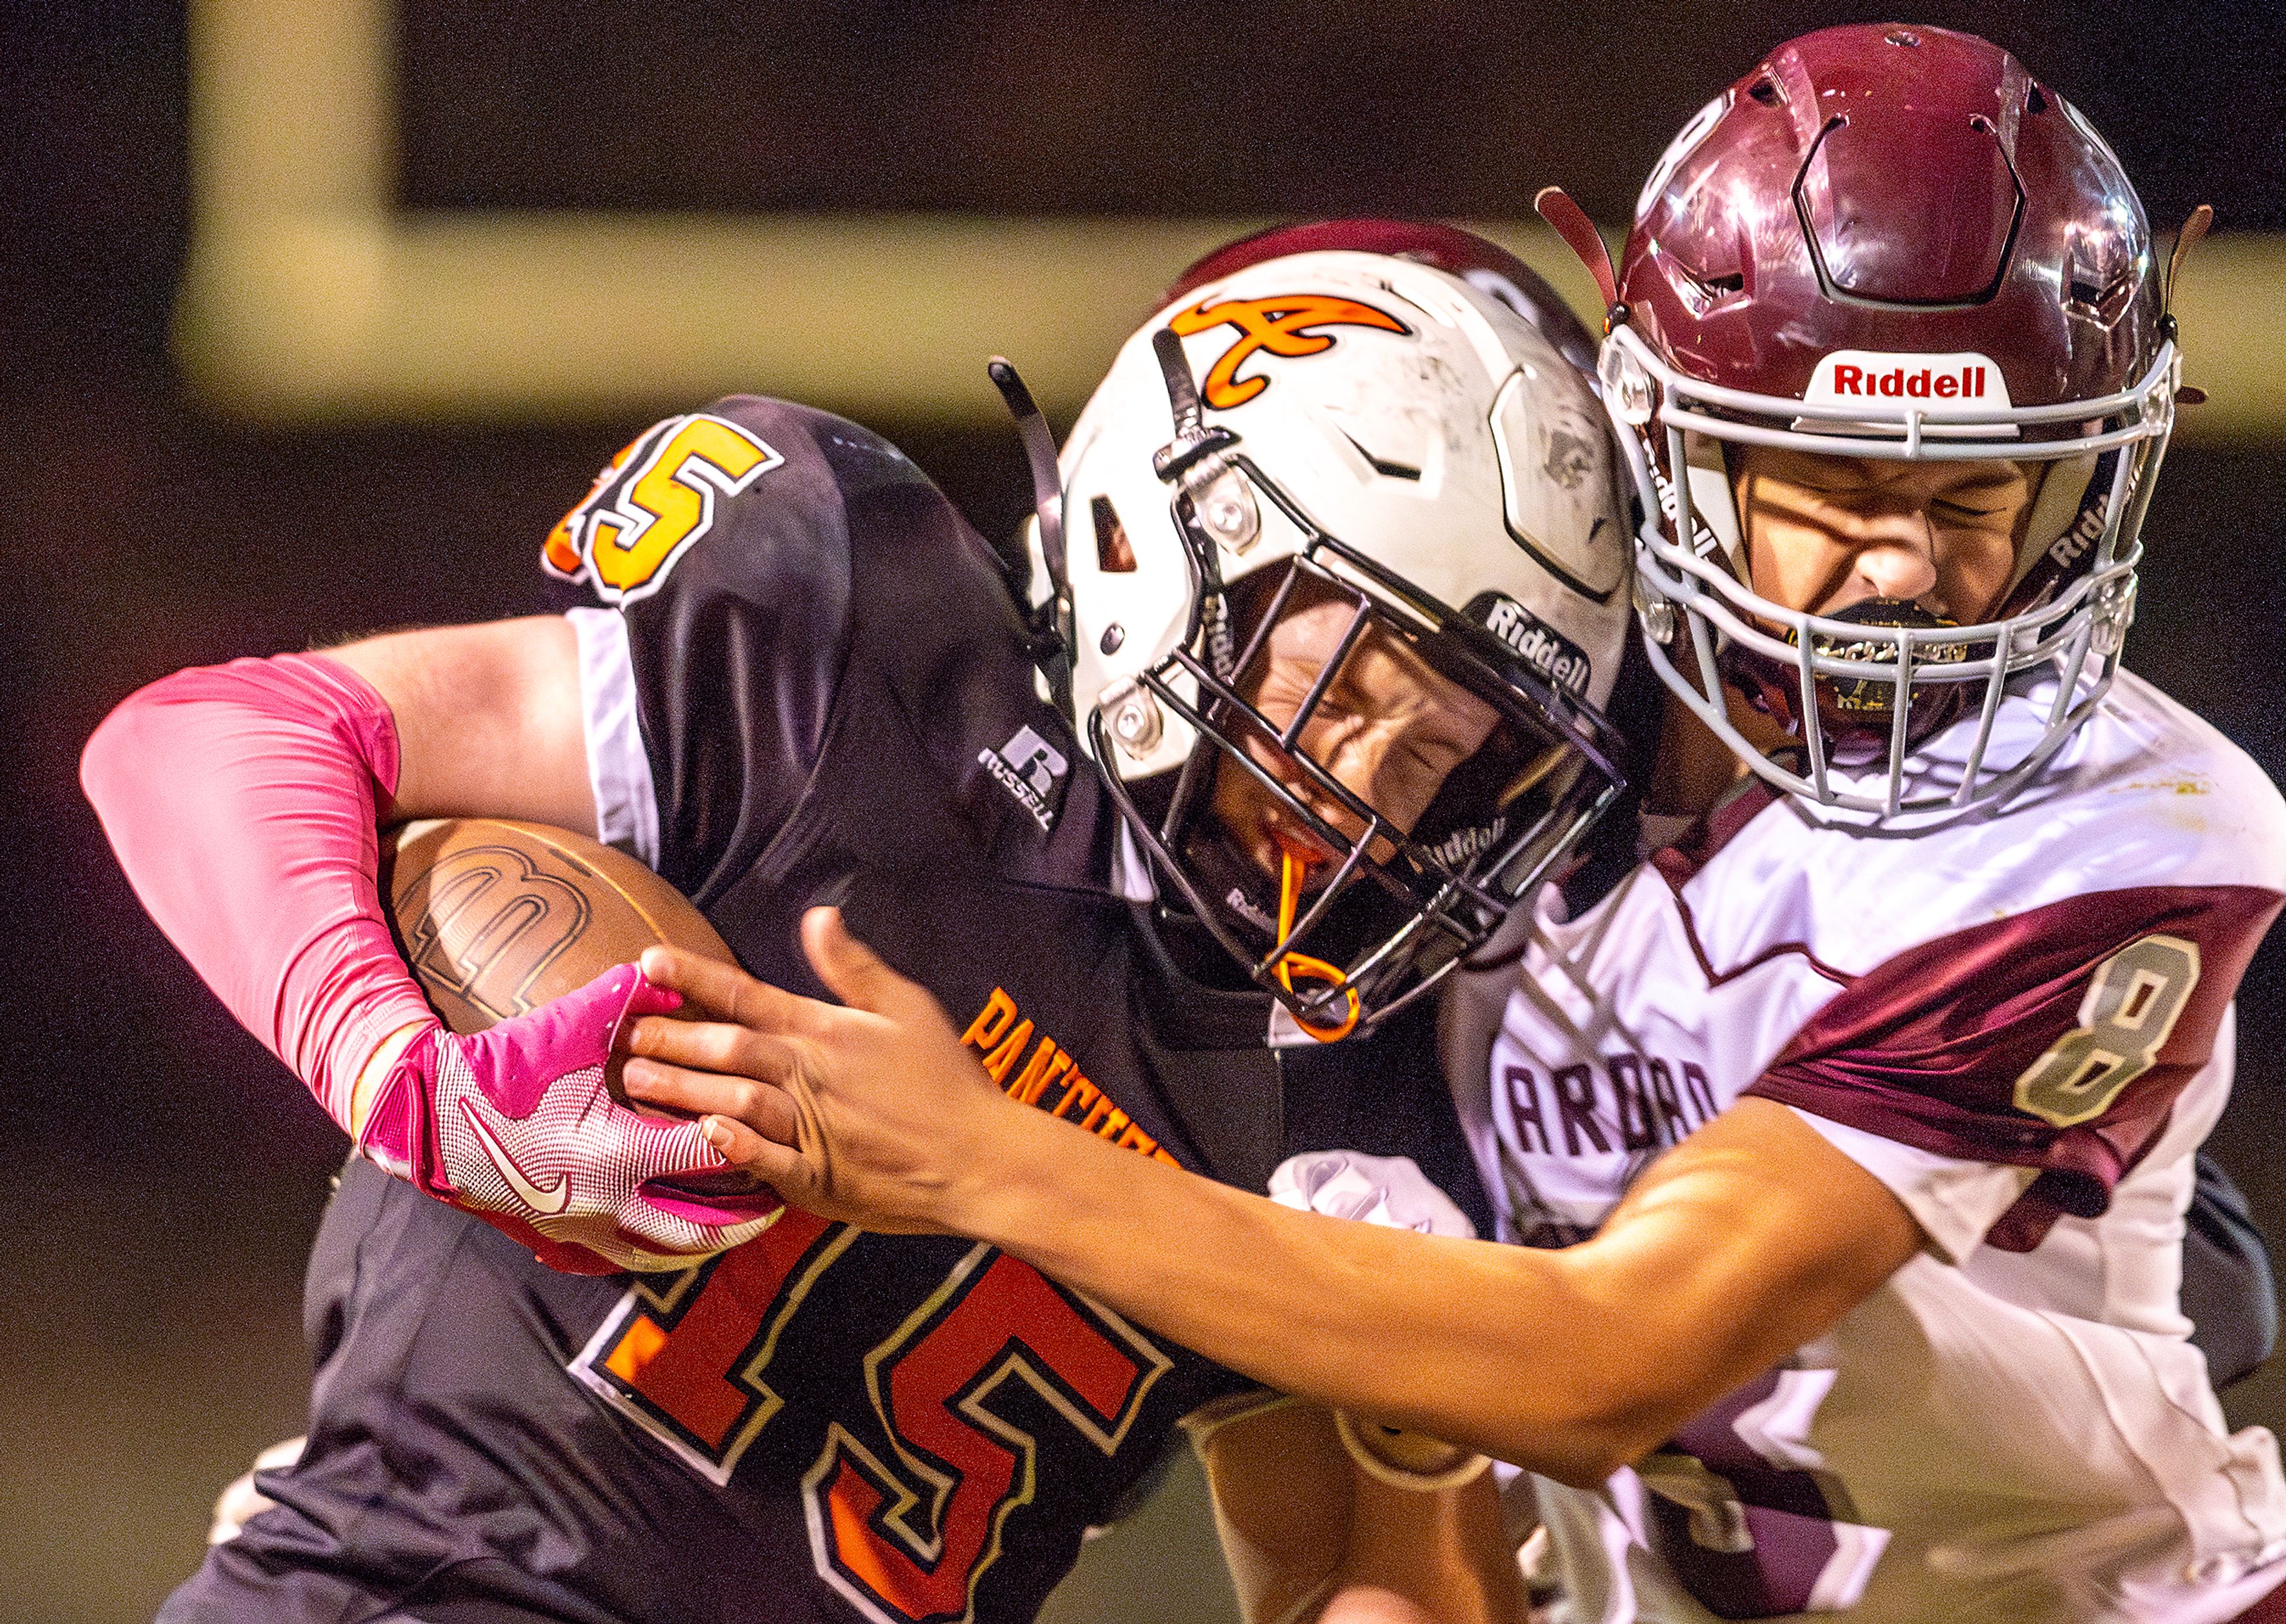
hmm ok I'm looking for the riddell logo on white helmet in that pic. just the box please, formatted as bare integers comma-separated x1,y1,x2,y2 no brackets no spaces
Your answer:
1804,352,2013,409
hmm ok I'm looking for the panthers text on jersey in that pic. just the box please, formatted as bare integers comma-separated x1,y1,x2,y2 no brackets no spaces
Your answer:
165,399,1484,1624
1452,670,2286,1624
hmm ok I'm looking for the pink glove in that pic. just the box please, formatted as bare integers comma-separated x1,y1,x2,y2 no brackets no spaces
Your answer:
361,964,783,1275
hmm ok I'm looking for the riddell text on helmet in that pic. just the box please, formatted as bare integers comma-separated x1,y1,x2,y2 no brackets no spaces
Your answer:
1804,351,2014,409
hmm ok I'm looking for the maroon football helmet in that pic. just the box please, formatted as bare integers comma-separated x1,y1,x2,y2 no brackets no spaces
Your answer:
1167,218,1601,379
1600,24,2180,819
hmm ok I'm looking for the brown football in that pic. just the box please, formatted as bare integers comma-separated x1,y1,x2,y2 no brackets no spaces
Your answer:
382,819,732,1101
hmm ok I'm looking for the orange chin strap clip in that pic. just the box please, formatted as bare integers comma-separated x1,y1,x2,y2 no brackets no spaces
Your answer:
1275,846,1361,1043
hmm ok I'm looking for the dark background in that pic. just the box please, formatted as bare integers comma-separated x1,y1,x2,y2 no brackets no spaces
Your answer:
5,2,2284,1619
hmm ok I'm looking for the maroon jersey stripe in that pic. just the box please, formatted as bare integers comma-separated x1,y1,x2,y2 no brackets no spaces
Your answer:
1748,883,2284,1250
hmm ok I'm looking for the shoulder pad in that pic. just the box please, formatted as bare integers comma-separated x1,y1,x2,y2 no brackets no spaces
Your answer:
558,398,1013,897
543,396,937,609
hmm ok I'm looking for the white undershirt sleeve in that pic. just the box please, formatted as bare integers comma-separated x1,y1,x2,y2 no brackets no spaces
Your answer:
567,607,660,870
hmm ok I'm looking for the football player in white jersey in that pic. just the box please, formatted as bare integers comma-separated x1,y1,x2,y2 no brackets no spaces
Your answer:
617,26,2286,1622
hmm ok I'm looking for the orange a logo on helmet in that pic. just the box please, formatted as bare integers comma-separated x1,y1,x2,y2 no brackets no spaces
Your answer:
1169,294,1411,408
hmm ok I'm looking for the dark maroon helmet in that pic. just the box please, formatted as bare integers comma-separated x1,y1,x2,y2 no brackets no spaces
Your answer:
1167,218,1601,378
1618,25,2163,419
1599,24,2181,820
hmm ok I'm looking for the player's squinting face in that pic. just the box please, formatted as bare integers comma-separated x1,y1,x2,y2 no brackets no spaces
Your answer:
1211,595,1499,880
1732,446,2040,624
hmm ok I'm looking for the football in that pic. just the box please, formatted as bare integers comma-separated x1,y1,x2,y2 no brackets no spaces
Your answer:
382,819,732,1099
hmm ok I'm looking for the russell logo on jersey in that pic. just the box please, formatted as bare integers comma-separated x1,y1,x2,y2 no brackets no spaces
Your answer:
978,724,1070,832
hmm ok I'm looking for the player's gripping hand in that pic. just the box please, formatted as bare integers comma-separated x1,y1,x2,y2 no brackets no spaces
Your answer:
360,964,784,1275
1270,1151,1479,1240
621,910,1020,1236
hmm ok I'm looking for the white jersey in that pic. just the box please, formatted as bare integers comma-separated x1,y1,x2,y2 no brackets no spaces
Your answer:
1448,671,2286,1623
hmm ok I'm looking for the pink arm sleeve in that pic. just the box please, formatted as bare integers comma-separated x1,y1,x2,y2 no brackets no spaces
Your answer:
81,652,439,1128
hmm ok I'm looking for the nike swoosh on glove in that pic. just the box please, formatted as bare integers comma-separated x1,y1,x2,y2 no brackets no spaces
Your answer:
1268,1150,1478,1239
359,964,783,1274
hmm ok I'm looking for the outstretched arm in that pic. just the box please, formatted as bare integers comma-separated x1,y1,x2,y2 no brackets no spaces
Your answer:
626,911,1923,1485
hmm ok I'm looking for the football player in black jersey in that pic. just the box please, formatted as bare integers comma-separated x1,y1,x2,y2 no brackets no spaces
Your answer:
85,235,1637,1623
604,43,2286,1620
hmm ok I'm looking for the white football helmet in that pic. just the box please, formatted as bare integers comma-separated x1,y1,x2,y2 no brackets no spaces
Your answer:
1036,249,1633,1036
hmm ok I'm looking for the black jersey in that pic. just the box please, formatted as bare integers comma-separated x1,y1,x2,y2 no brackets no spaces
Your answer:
167,399,1485,1624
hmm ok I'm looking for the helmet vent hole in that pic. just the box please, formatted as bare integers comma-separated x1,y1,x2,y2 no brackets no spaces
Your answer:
1336,427,1422,482
1885,29,1920,46
2026,84,2050,115
1092,495,1138,573
2066,264,2132,323
1747,76,1781,106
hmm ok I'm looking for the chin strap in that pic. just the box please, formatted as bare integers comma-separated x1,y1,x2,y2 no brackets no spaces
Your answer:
2164,205,2213,407
1149,326,1239,483
1274,847,1360,1043
1535,186,1622,328
988,357,1076,720
1148,326,1243,686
